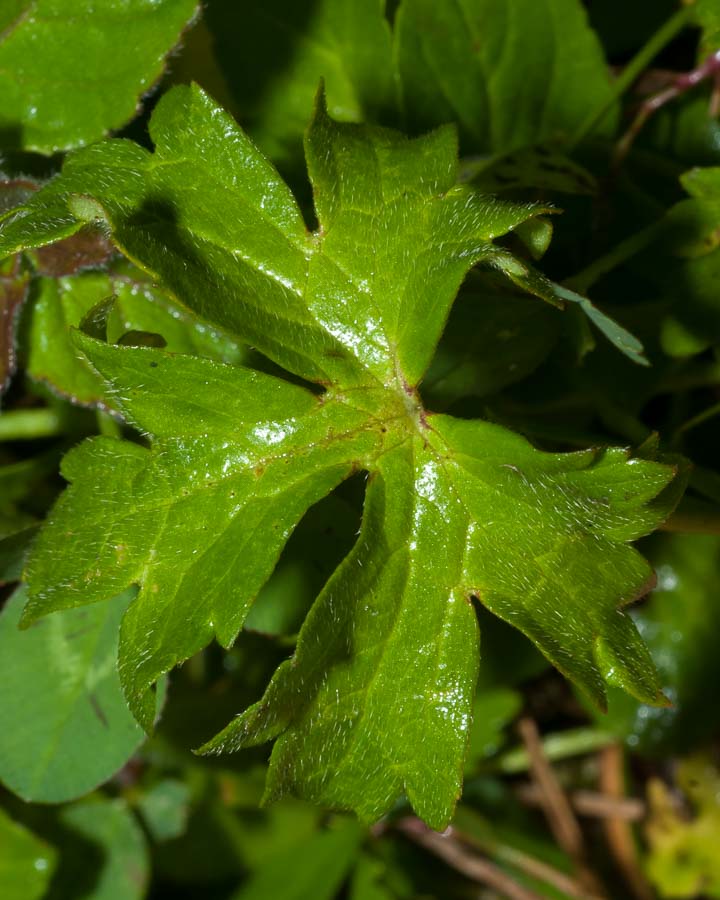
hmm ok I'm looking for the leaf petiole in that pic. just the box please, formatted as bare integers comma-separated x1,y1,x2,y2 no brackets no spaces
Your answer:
0,408,64,441
568,4,694,150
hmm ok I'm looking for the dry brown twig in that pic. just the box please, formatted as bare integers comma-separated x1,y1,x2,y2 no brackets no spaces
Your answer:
516,717,607,899
599,743,655,900
395,817,543,900
615,50,720,167
516,783,645,822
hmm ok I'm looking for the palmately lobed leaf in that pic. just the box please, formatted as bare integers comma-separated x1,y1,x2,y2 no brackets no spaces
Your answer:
0,84,551,386
23,337,383,727
1,84,684,827
201,418,675,827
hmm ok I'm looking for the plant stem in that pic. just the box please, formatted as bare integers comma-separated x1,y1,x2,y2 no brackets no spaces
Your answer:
96,410,123,438
517,718,606,899
568,5,694,150
396,818,543,900
0,408,64,441
493,727,615,775
675,400,720,436
661,498,720,535
599,744,654,900
565,219,666,293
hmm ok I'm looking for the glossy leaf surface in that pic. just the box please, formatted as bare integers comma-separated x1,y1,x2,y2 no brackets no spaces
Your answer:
0,84,551,384
26,268,245,406
0,586,148,803
0,0,199,153
2,87,682,827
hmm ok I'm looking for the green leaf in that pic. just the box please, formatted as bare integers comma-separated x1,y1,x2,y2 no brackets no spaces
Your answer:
597,534,720,755
493,259,650,365
0,586,151,803
0,0,199,153
202,419,673,826
631,167,720,351
231,821,362,900
0,84,549,385
26,267,245,406
244,493,359,637
465,688,522,768
463,145,598,196
205,0,395,165
54,798,150,900
24,333,379,729
0,526,38,584
349,855,396,900
422,283,562,405
0,807,57,900
694,0,720,55
8,87,681,827
395,0,618,154
134,778,191,842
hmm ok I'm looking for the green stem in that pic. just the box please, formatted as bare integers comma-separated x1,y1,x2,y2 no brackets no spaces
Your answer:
661,498,720,536
565,218,666,293
675,400,720,436
568,5,694,150
96,410,123,439
493,728,615,775
0,408,64,441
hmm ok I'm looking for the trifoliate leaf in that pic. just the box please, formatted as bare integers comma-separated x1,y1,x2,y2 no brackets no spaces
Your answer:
0,0,199,153
0,586,152,803
2,85,682,828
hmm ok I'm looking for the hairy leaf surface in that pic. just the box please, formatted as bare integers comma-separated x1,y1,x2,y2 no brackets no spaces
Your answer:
27,268,245,406
0,85,681,827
